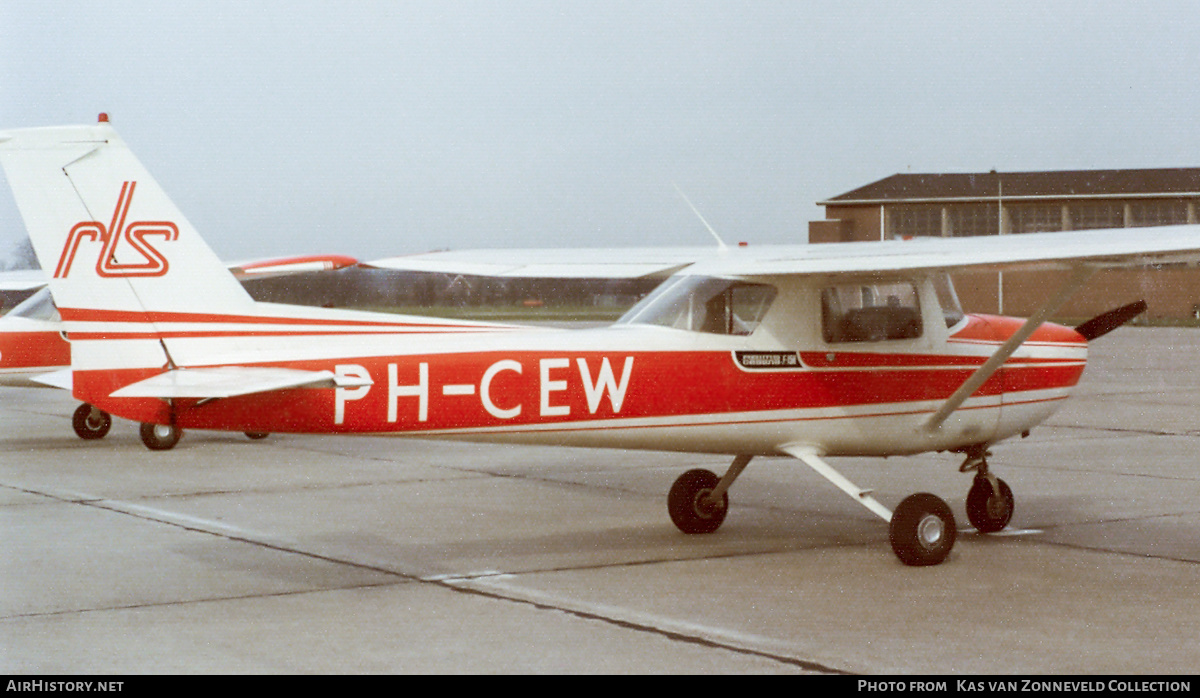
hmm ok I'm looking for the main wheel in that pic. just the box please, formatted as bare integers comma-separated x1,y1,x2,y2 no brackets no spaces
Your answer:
244,432,270,440
668,468,727,534
966,474,1014,533
140,422,182,451
889,493,957,566
72,404,112,440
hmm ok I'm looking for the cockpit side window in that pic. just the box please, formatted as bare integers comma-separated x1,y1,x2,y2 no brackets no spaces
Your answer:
619,276,777,336
822,281,922,343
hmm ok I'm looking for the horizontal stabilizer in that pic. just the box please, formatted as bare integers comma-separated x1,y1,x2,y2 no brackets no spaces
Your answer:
31,369,73,391
109,366,373,400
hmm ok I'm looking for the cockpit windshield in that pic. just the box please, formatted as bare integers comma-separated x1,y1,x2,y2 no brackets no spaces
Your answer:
6,288,59,321
618,276,776,336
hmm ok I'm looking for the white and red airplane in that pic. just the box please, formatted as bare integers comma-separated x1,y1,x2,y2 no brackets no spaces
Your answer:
0,253,360,439
4,120,1199,566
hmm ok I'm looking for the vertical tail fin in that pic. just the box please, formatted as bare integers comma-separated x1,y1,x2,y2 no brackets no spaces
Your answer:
0,121,253,316
0,120,256,398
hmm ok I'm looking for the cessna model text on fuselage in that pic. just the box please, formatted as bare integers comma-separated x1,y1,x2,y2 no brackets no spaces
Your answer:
3,116,1198,566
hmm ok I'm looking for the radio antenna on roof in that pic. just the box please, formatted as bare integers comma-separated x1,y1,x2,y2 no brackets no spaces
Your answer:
673,183,727,249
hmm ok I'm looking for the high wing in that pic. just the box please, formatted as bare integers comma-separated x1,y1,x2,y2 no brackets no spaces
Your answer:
368,224,1200,282
363,248,705,279
680,226,1200,277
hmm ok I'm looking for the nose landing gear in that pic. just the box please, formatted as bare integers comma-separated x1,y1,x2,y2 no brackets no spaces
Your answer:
959,447,1014,533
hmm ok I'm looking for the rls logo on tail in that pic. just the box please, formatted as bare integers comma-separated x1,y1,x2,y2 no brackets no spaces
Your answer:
54,181,178,278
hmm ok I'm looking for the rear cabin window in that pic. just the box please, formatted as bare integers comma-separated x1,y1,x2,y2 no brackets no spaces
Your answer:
619,276,777,336
822,281,922,343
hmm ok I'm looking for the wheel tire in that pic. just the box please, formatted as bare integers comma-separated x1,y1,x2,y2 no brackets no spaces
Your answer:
966,475,1014,533
889,493,957,566
668,468,728,534
72,404,111,440
140,422,182,451
244,432,270,440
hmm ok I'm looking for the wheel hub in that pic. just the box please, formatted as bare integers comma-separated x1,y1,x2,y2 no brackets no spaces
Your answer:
692,489,720,519
986,494,1011,521
916,514,945,550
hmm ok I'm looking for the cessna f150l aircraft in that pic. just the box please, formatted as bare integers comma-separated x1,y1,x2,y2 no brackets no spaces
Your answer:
4,121,1199,566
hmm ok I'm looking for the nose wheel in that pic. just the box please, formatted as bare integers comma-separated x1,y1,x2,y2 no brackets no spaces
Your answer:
959,448,1014,533
966,474,1014,533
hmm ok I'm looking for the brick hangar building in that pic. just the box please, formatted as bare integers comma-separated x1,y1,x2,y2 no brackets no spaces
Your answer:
808,169,1200,322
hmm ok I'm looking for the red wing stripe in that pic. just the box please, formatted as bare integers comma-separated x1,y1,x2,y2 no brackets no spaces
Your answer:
68,328,502,340
58,307,496,330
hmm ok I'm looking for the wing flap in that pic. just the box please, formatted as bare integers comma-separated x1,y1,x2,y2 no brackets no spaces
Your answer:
110,366,373,399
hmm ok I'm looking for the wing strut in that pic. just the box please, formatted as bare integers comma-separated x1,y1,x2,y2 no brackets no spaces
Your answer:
923,265,1096,432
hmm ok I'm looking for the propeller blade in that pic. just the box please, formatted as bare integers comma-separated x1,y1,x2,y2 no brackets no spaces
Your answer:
1073,300,1148,341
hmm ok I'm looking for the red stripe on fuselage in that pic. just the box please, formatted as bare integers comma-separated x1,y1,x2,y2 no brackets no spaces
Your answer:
74,348,1086,434
0,330,70,369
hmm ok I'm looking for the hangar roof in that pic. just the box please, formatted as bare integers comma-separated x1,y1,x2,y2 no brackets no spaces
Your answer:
821,168,1200,205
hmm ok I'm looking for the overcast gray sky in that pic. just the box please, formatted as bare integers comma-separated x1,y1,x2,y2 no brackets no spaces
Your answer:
2,1,1198,264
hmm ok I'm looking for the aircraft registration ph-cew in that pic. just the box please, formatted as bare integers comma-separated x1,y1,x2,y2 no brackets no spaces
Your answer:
4,118,1200,566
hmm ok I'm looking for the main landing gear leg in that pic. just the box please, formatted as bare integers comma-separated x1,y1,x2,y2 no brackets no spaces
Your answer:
782,445,957,566
668,454,752,534
959,447,1015,533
